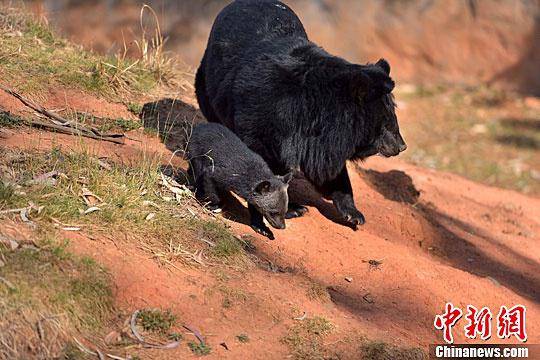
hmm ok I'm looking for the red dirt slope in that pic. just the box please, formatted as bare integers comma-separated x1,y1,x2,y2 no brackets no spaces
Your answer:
2,122,538,359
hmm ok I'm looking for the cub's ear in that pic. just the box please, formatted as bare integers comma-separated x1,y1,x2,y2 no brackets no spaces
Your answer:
376,58,391,75
337,64,394,101
254,180,272,194
279,172,293,184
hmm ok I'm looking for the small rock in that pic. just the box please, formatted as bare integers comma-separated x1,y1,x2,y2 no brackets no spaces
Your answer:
470,123,487,135
0,259,5,267
104,330,121,345
9,240,19,250
145,212,156,221
530,169,540,181
344,277,353,283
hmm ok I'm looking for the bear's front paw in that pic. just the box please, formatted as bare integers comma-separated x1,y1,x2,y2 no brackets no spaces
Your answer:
338,206,365,228
285,203,308,219
345,210,365,226
250,223,275,240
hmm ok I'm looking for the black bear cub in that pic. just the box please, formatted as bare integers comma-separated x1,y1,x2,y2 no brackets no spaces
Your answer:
187,123,292,240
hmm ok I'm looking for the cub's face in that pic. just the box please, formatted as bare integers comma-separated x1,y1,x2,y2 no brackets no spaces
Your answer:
251,173,292,229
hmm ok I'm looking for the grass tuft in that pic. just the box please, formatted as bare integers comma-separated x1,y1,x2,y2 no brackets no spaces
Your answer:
127,102,144,116
0,111,24,128
188,341,212,356
0,181,16,206
282,316,334,360
138,309,177,334
236,334,250,343
360,341,426,360
306,282,330,302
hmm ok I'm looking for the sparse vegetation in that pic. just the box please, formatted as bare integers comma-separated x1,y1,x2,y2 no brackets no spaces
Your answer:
0,181,16,205
217,285,249,309
282,316,334,360
0,4,178,100
188,341,212,356
138,308,177,334
127,102,144,116
0,147,250,270
0,110,23,127
360,341,426,360
396,84,540,194
70,111,141,132
0,236,114,359
306,281,330,302
168,332,183,341
236,334,250,343
189,220,246,258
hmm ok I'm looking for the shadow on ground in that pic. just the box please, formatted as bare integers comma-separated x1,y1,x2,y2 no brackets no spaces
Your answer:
141,98,206,156
499,117,540,131
356,167,539,303
495,134,539,150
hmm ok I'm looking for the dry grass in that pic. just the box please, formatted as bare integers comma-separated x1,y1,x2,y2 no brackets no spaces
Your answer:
0,4,181,100
0,235,114,359
359,341,426,360
282,316,334,360
397,84,540,195
306,281,330,302
0,147,251,269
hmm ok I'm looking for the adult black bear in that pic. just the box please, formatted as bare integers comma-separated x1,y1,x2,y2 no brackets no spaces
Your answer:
195,0,406,228
187,123,292,239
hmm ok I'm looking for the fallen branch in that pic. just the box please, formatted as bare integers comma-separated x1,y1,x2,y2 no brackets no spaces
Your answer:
182,324,205,345
0,86,125,145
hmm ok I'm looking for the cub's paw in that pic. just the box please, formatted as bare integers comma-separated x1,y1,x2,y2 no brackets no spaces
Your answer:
250,224,275,240
205,202,222,213
285,203,308,219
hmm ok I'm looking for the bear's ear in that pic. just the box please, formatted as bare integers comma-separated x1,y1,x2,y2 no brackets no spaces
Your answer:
345,65,394,101
365,67,395,100
254,180,272,194
279,172,293,184
376,58,391,75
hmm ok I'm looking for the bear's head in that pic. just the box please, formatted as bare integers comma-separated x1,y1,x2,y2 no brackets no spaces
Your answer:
337,59,407,159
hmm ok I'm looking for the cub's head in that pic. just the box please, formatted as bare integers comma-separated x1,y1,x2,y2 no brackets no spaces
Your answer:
337,59,407,158
250,172,292,229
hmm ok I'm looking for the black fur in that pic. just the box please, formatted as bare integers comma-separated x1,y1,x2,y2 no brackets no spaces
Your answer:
195,0,406,227
187,122,291,239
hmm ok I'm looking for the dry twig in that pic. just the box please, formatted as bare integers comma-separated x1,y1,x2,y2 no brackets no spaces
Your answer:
0,86,125,145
